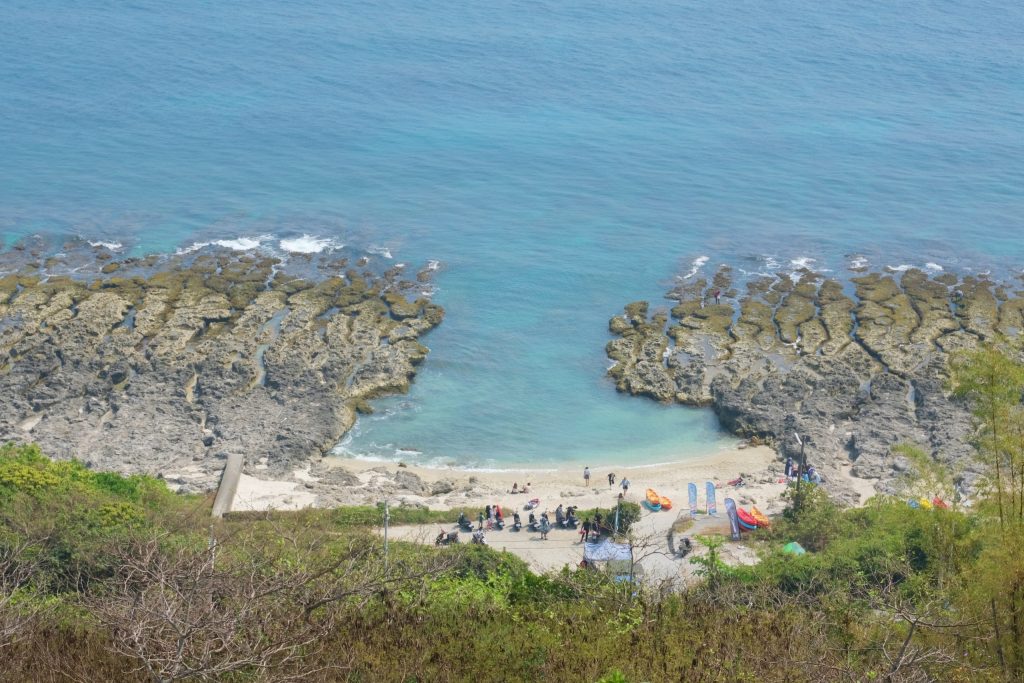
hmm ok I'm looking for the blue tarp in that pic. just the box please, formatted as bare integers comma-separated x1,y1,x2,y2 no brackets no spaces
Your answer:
583,539,632,563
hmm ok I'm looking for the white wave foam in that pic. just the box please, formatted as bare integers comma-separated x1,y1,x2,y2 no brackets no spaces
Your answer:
177,234,272,254
683,255,709,279
737,268,772,278
368,245,393,259
764,256,781,269
426,260,441,271
88,240,123,251
886,264,914,272
849,256,869,269
279,234,338,253
925,262,943,272
790,256,816,269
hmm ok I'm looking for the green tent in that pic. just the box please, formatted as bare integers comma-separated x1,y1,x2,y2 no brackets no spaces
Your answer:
782,541,806,555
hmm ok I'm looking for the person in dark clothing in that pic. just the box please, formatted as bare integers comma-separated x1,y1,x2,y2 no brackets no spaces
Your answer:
784,456,794,478
580,518,591,543
593,512,603,536
713,289,721,305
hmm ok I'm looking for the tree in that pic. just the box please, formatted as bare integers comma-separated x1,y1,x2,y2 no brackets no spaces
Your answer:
950,344,1024,678
950,344,1024,528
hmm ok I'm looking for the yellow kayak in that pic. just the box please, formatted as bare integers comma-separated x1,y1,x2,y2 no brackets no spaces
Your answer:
750,506,771,528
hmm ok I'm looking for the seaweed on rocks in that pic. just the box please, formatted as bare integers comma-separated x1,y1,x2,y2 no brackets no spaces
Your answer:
0,241,443,493
607,264,1023,503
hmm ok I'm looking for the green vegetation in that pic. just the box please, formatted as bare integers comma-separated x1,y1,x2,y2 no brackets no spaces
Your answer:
1,345,1024,681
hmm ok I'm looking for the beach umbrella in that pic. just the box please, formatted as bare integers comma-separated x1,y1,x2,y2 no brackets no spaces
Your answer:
782,541,806,556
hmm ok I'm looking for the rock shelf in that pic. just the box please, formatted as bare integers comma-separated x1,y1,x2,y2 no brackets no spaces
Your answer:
607,264,1024,503
0,244,443,492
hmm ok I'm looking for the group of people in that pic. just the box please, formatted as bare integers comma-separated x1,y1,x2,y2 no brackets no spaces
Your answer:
784,456,822,484
448,468,636,545
583,467,630,495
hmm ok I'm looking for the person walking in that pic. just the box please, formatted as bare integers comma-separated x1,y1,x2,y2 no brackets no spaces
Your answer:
580,518,590,543
583,466,591,486
594,511,603,537
608,472,616,487
539,516,551,540
620,477,630,496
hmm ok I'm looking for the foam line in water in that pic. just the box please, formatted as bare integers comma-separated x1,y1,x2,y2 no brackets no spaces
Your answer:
177,234,273,254
682,255,709,279
279,234,339,253
87,240,123,251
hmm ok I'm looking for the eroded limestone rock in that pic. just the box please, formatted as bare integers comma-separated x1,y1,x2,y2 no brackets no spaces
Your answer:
608,265,1023,501
0,249,443,492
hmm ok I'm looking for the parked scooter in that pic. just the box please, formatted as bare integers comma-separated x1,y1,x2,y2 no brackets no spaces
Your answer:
457,512,474,532
435,529,460,546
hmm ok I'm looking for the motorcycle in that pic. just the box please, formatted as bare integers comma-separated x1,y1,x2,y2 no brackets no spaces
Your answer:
435,529,460,546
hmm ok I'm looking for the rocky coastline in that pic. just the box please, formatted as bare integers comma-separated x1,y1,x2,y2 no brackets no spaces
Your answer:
607,263,1024,504
0,238,443,493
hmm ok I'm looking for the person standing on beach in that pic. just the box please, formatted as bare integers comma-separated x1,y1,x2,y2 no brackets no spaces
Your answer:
584,466,591,486
621,477,630,495
713,289,721,305
580,518,591,543
594,511,603,536
608,472,616,487
540,516,551,540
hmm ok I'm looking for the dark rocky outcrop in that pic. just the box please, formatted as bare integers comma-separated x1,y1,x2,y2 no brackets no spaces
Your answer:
608,264,1023,503
0,247,443,492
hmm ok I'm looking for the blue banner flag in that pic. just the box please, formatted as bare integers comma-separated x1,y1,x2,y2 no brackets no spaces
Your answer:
706,481,717,516
688,482,698,517
725,498,741,541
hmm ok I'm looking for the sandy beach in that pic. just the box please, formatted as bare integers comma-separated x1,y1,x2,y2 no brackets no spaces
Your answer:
230,444,856,583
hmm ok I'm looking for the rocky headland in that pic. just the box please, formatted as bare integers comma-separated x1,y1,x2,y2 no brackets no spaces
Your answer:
0,238,444,493
607,263,1024,504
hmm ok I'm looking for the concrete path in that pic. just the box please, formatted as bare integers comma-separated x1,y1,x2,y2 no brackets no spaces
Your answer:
211,453,244,517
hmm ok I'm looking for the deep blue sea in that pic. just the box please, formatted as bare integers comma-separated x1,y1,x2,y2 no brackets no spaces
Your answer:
2,1,1022,468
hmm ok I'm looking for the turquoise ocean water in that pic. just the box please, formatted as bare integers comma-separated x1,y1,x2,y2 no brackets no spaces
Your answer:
2,1,1022,468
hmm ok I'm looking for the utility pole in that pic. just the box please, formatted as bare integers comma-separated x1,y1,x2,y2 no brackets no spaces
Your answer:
383,500,390,570
794,431,807,513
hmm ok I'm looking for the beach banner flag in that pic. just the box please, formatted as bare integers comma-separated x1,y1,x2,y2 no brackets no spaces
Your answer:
706,481,717,516
688,483,698,517
724,498,741,541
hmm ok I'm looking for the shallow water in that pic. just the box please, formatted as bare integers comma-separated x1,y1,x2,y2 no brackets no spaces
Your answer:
2,1,1022,467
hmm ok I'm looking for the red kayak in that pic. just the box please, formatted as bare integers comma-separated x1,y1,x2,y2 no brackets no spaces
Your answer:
736,507,761,530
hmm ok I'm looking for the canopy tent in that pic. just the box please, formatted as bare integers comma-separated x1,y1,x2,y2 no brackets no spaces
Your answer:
584,539,633,563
